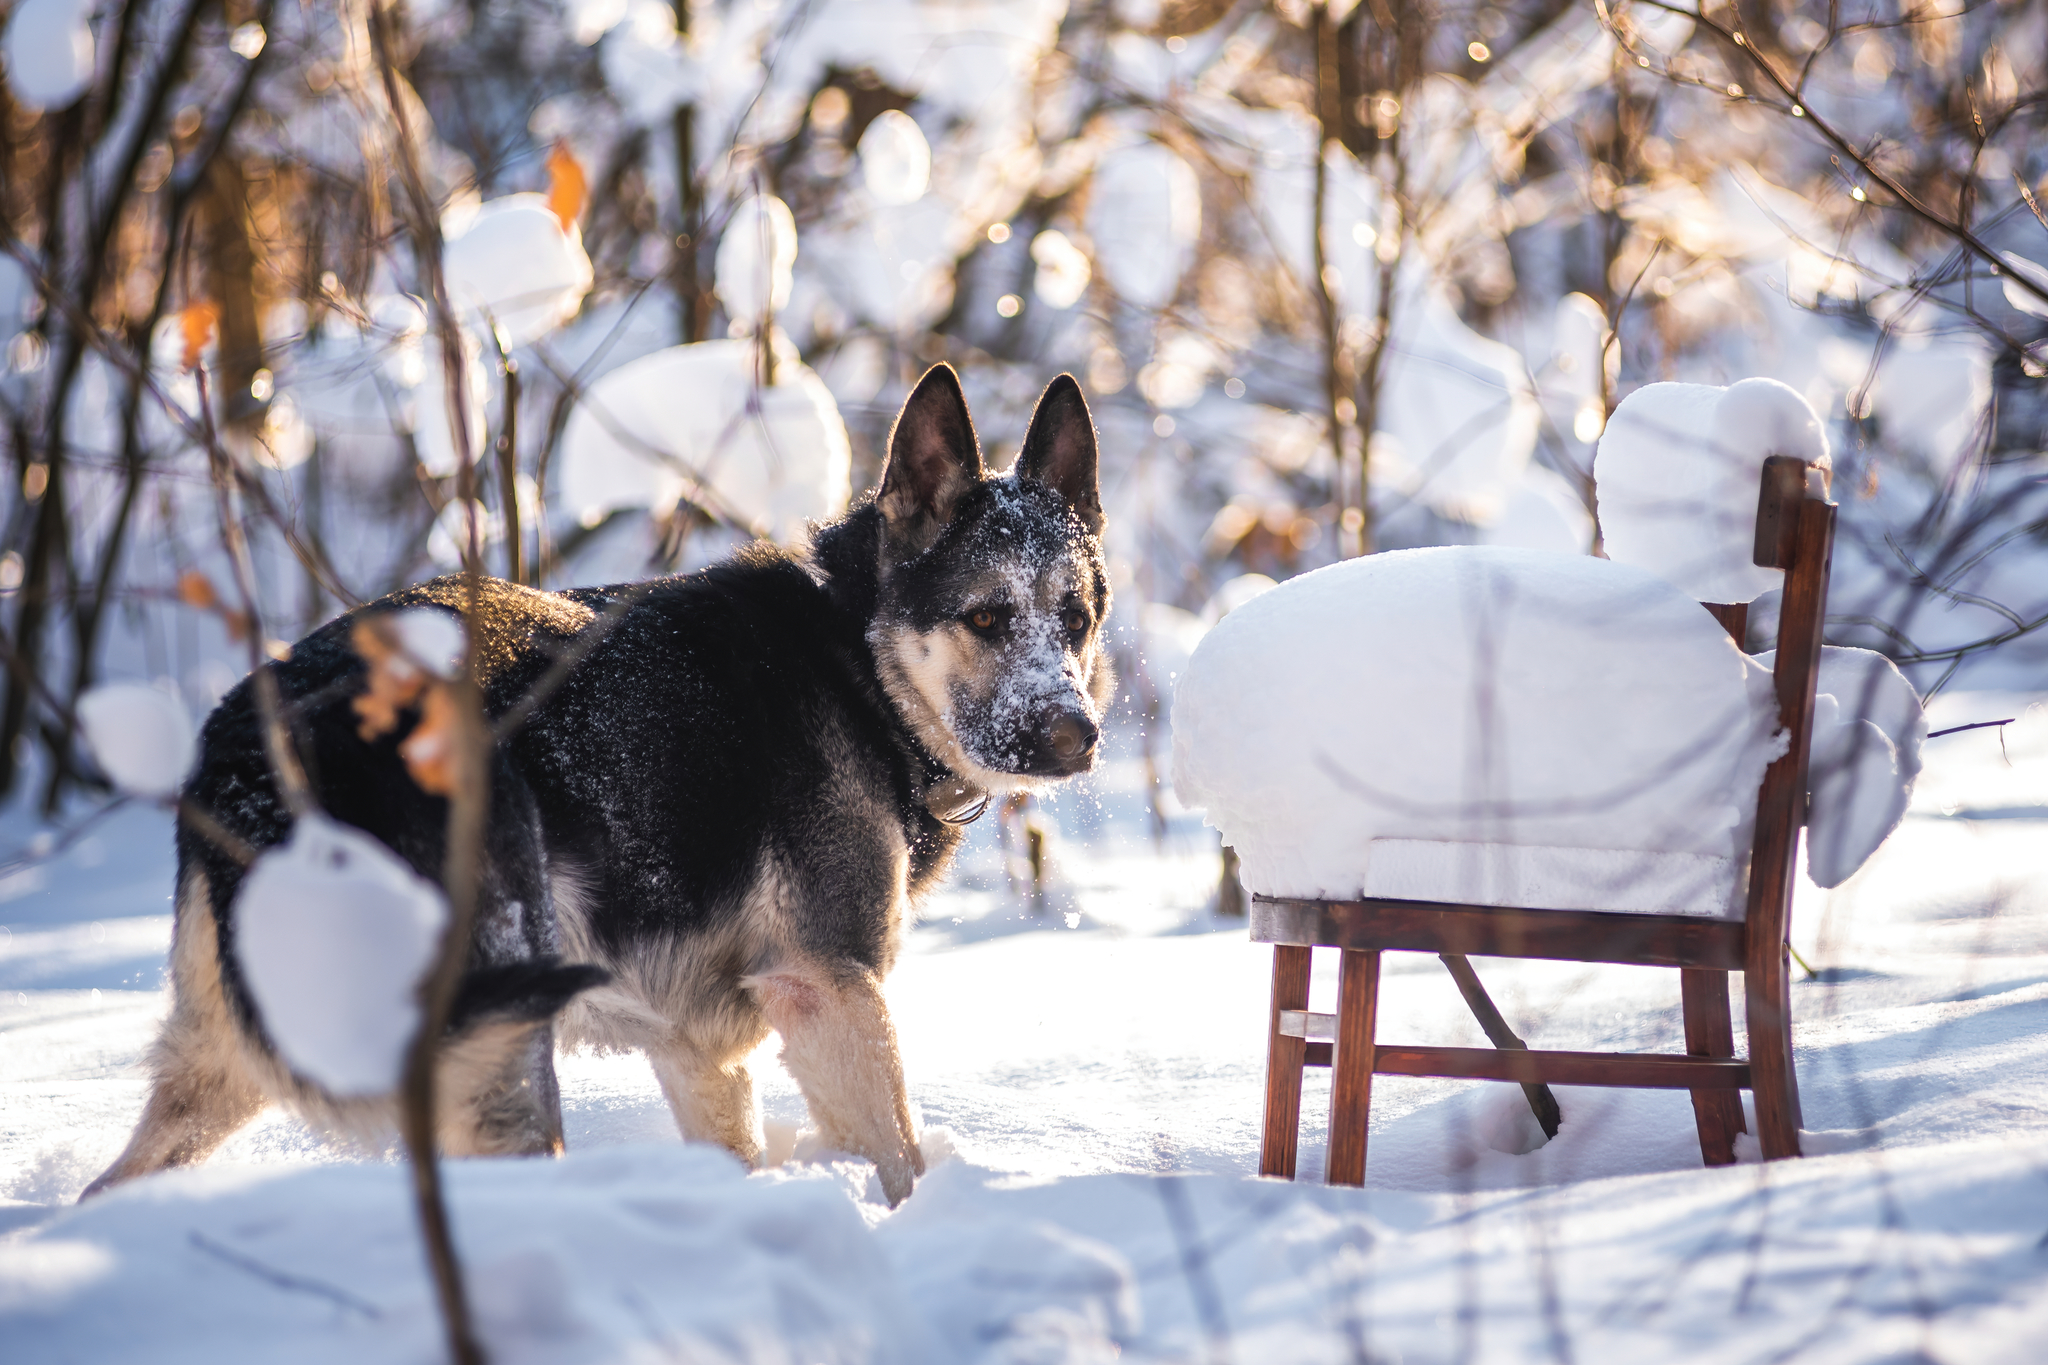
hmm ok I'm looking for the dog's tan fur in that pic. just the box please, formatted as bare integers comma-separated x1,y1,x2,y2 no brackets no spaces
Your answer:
549,768,927,1201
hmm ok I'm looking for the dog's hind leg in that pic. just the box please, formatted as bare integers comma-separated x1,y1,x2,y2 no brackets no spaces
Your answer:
751,963,924,1206
647,1042,764,1169
82,873,267,1198
437,960,609,1156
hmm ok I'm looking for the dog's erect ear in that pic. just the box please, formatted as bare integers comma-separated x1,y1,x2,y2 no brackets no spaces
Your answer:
1016,374,1103,535
878,364,984,550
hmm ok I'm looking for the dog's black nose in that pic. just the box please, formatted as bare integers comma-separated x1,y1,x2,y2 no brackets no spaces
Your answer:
1046,710,1099,766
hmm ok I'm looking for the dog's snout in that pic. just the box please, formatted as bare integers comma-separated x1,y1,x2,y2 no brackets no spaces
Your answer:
1046,709,1099,766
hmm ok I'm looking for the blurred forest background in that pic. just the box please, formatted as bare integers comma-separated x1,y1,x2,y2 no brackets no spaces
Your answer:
3,0,2046,817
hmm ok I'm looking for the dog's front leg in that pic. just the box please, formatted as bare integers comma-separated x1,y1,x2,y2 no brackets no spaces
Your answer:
647,1043,765,1169
751,963,924,1205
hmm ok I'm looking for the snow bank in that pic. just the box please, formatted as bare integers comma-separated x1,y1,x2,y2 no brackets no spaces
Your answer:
1594,378,1829,604
441,194,592,348
556,338,850,542
1171,548,1784,911
234,814,448,1097
1757,645,1927,888
75,683,194,799
1,1144,937,1363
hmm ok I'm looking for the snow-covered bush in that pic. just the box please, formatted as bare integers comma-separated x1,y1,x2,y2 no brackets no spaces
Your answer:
442,194,594,348
1,0,95,112
75,683,196,799
556,338,850,541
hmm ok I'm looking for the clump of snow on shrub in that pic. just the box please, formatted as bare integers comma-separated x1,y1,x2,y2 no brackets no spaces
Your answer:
1171,547,1783,913
2000,253,2048,321
1030,230,1091,308
76,682,195,799
384,606,467,680
714,194,798,328
858,110,931,206
1757,645,1927,888
441,194,593,348
1369,290,1543,526
1086,139,1200,310
557,338,850,542
1595,378,1828,604
3,0,96,112
1480,463,1594,555
236,814,449,1097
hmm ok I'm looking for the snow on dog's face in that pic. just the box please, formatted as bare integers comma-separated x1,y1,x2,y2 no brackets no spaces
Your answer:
870,367,1113,790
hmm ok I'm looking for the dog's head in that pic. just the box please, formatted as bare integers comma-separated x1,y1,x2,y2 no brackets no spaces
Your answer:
868,365,1112,791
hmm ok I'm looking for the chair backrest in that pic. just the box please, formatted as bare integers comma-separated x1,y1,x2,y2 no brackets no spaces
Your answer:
1737,455,1837,953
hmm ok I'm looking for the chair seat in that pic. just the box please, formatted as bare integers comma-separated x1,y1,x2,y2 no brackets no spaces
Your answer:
1252,894,1748,970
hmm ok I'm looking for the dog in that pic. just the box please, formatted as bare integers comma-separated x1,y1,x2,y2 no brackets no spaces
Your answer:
84,365,1111,1206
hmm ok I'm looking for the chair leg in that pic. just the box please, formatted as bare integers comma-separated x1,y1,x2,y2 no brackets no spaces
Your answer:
1260,945,1313,1178
1745,943,1804,1159
1681,967,1745,1166
1326,949,1381,1187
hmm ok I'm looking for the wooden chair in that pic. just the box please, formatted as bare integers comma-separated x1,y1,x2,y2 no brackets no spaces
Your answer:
1255,455,1835,1182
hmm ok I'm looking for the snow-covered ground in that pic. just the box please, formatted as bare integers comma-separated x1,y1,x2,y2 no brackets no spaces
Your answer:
3,690,2046,1361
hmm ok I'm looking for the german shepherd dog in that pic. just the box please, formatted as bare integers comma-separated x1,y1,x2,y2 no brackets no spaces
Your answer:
85,366,1111,1206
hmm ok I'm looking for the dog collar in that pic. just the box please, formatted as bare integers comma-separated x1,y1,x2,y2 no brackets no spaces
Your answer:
923,773,990,824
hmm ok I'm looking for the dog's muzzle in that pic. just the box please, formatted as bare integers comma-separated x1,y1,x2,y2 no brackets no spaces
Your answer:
1040,707,1099,775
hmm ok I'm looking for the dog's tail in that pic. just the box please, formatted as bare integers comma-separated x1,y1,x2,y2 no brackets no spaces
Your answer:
448,958,609,1032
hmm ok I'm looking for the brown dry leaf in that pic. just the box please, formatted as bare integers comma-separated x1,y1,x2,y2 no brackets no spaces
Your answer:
398,683,458,796
176,569,219,611
350,617,429,741
545,141,587,231
177,568,253,641
178,303,220,370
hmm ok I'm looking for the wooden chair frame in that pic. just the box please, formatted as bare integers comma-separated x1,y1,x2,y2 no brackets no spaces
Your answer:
1255,456,1836,1183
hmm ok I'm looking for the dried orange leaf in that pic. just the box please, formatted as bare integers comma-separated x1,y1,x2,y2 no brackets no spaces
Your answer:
177,569,219,611
178,303,220,370
398,683,458,796
350,617,429,742
545,142,587,231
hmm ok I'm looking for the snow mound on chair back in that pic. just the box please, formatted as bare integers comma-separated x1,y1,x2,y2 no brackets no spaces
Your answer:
1169,547,1785,913
1595,378,1829,604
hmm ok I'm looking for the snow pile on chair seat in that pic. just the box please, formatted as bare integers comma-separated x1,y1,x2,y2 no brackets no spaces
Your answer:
1170,547,1785,914
0,1144,937,1364
1595,378,1829,604
1756,645,1928,888
1360,840,1736,917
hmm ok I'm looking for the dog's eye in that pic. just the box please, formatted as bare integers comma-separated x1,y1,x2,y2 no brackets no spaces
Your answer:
1063,609,1089,636
967,608,1000,635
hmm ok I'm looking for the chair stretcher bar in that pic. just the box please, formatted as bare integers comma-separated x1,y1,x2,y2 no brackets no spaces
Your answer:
1289,1034,1752,1089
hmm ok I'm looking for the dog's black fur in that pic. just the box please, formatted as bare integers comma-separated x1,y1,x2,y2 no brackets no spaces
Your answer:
86,366,1110,1204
